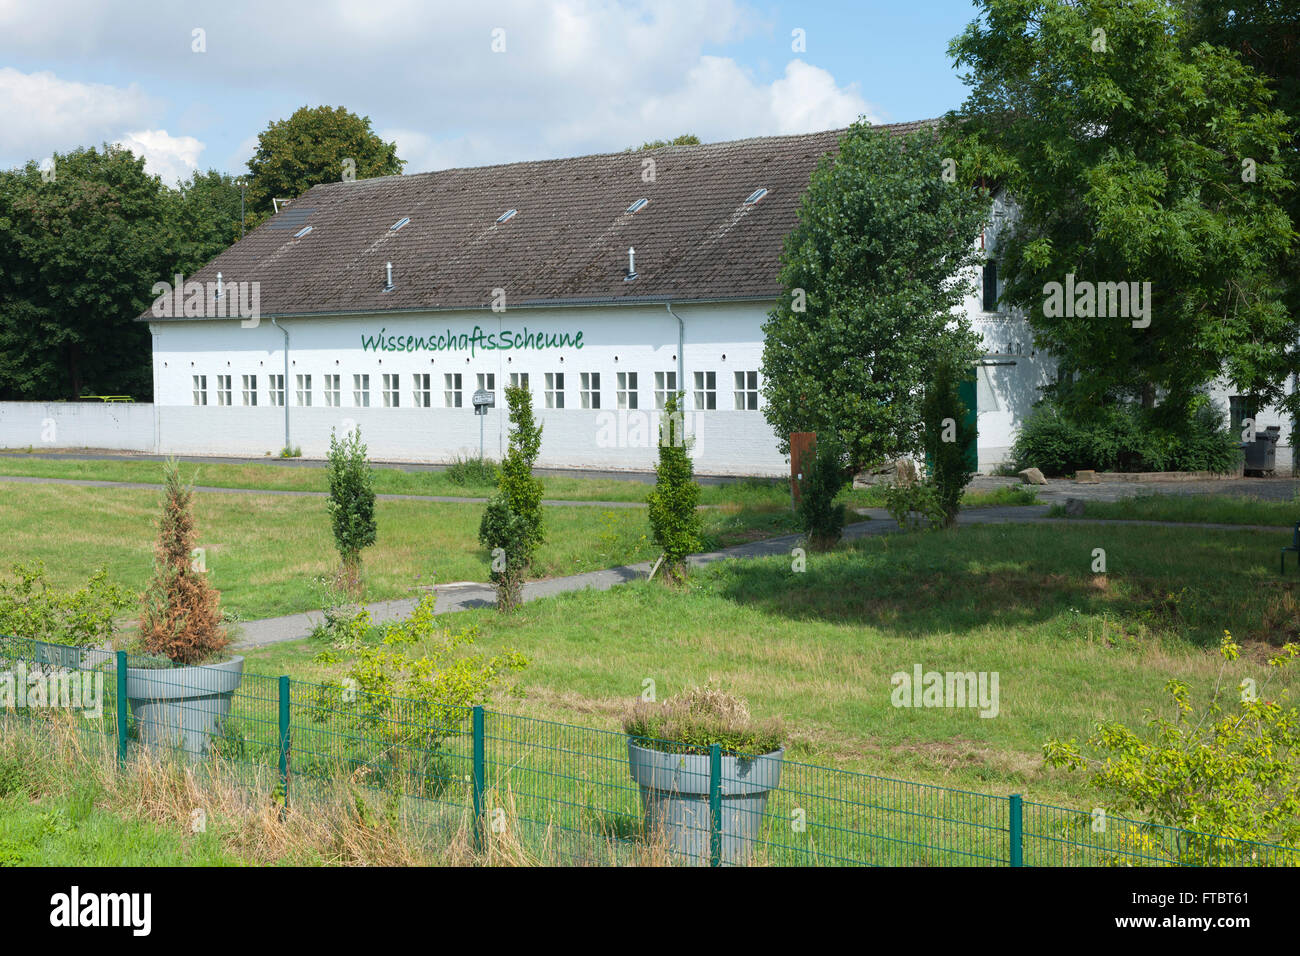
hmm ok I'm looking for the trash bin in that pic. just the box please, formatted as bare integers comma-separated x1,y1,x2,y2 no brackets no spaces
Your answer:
1243,426,1281,474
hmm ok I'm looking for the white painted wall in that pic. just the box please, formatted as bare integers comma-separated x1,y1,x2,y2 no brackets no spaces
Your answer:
0,402,155,452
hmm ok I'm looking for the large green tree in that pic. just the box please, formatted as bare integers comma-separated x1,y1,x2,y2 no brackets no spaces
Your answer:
244,105,404,225
762,121,991,471
0,145,172,399
949,0,1297,422
168,168,247,271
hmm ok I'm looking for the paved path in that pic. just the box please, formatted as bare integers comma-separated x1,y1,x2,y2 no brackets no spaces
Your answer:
233,505,1291,649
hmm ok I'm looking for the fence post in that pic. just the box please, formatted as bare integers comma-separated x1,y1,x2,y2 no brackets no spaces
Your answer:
472,706,485,853
1009,793,1023,867
278,676,291,817
709,743,722,867
115,650,128,769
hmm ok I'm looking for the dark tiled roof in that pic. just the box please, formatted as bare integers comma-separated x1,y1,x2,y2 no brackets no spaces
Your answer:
142,119,938,320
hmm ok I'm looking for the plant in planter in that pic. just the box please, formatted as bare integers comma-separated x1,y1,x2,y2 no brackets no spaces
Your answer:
129,461,242,756
623,684,785,865
0,561,131,668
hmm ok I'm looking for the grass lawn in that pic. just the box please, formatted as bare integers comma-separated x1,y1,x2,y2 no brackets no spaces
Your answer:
1050,492,1300,528
0,453,1039,510
243,521,1300,808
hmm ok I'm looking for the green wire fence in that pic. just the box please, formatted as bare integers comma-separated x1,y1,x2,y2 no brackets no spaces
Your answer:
0,635,1295,867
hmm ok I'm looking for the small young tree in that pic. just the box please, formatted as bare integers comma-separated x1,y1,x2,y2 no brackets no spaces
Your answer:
646,393,702,582
138,461,228,665
327,427,377,598
479,384,546,611
921,358,977,527
1045,634,1300,858
797,436,850,550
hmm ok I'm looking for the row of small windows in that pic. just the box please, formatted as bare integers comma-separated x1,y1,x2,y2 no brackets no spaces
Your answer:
191,371,762,410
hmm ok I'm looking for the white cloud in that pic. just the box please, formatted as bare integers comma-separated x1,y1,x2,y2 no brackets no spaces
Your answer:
0,67,156,161
115,129,204,184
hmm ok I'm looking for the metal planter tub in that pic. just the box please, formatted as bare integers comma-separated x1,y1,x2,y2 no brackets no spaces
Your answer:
125,656,244,757
627,739,784,865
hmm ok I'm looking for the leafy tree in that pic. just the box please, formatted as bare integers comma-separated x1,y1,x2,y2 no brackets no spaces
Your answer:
921,359,977,526
948,0,1297,424
0,145,172,399
646,393,702,582
168,168,247,272
137,461,228,665
629,134,701,151
762,121,991,473
0,561,131,649
1046,633,1300,857
796,436,850,550
478,384,546,611
245,105,404,225
326,427,378,597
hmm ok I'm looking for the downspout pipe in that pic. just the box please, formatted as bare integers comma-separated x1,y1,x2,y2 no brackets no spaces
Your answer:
271,317,290,451
666,303,685,401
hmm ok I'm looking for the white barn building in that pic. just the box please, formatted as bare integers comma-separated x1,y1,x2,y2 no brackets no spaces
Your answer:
125,120,1055,476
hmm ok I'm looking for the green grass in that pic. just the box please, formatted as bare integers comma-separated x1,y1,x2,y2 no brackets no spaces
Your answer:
244,521,1300,806
0,453,1040,510
1049,492,1300,527
0,483,811,620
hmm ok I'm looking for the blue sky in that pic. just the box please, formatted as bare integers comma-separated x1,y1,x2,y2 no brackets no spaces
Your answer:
0,0,984,183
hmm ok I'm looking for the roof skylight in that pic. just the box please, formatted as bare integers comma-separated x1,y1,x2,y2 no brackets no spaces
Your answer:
294,225,313,238
496,209,517,224
626,198,648,214
744,188,768,205
391,217,410,231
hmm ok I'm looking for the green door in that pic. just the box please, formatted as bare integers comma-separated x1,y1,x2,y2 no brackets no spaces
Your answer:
959,370,978,472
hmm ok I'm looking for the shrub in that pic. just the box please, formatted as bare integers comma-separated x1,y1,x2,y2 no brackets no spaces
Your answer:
624,683,784,757
311,594,527,789
646,393,702,582
137,461,228,665
478,384,545,611
883,478,946,531
326,427,378,596
796,436,849,549
1013,400,1239,476
0,561,131,648
1045,633,1300,856
445,454,500,486
922,359,976,526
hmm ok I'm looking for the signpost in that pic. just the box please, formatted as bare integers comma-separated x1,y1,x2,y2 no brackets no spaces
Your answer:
472,389,495,460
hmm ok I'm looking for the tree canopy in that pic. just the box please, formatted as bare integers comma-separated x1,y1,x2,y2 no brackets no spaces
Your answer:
761,121,991,471
948,0,1297,420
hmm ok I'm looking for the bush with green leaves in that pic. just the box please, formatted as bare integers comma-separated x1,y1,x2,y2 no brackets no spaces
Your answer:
0,561,131,648
326,427,378,595
478,384,545,611
1013,399,1239,476
796,436,849,550
624,683,784,757
922,359,976,527
1044,633,1300,858
445,454,500,486
311,594,527,792
646,394,702,581
883,477,946,532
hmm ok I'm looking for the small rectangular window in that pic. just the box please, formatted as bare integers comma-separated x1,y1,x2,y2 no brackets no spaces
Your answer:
693,370,716,410
733,370,759,410
545,372,565,409
216,374,231,407
654,371,678,410
353,374,370,407
296,374,312,407
476,373,496,393
509,372,529,392
242,374,258,407
412,373,432,407
383,373,400,408
580,372,600,409
982,261,999,313
192,375,207,406
324,374,340,407
268,374,286,407
444,373,462,408
617,371,638,410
